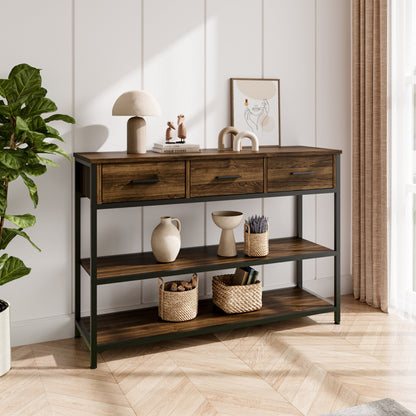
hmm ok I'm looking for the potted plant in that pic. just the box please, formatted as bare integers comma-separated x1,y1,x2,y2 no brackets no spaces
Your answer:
0,63,75,376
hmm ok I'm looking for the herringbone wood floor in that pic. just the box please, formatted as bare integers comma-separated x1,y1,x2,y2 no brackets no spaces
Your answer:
1,295,416,416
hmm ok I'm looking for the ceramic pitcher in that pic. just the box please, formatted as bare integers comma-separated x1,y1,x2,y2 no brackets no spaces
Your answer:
151,216,181,263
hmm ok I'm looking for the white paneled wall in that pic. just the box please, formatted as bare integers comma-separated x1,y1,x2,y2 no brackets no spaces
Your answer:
0,0,74,345
75,0,144,317
0,0,352,346
206,0,263,149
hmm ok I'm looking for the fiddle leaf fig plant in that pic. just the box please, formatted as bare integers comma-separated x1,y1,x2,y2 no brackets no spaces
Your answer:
0,63,75,286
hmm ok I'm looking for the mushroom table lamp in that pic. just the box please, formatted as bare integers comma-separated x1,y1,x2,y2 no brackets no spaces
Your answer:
112,90,161,154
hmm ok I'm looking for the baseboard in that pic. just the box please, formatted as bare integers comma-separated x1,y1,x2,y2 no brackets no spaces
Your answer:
263,274,352,298
11,314,75,347
11,302,153,347
303,274,353,298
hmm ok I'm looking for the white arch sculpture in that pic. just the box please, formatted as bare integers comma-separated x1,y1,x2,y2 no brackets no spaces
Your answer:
232,131,259,152
217,126,240,150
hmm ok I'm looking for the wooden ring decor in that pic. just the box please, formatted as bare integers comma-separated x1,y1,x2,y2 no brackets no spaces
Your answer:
232,131,259,152
218,126,240,150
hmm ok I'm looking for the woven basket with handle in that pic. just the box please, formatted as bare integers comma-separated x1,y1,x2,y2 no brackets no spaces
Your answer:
244,223,269,257
158,274,198,322
212,274,262,314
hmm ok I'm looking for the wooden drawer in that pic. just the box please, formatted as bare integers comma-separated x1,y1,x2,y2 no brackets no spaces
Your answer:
102,161,185,203
190,158,263,197
268,155,334,192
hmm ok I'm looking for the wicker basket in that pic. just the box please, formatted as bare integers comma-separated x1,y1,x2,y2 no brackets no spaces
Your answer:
212,274,262,314
244,223,269,257
158,274,198,322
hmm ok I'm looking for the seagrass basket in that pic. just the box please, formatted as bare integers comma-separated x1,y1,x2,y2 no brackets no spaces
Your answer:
244,223,269,257
158,274,198,322
212,274,262,314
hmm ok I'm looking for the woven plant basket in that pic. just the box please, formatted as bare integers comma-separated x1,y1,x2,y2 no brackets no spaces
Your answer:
244,223,269,257
158,274,198,322
212,274,262,314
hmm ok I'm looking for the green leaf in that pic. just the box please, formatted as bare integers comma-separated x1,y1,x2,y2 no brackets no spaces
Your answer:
20,172,38,207
0,80,8,99
0,256,31,286
4,213,36,228
8,64,42,105
36,155,59,167
8,63,37,80
0,227,40,251
15,116,29,131
0,149,26,169
0,165,18,182
0,137,8,147
37,142,71,162
0,165,8,178
0,182,7,214
45,125,62,138
28,116,45,131
30,87,47,99
28,130,46,145
0,253,8,268
0,78,18,103
0,123,14,139
21,97,57,118
44,114,75,124
23,164,47,176
0,104,10,117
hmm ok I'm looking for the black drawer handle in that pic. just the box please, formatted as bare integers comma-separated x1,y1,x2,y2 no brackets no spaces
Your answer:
130,178,160,184
215,175,242,180
291,171,315,175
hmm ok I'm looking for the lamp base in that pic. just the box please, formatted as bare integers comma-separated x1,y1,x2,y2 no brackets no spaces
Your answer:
127,117,146,154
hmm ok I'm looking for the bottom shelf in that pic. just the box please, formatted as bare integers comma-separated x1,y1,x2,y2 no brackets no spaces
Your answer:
79,287,334,351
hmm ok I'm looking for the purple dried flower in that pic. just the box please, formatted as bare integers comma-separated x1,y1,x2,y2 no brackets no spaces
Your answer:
246,215,268,234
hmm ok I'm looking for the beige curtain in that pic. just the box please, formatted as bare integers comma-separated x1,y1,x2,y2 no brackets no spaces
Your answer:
352,0,388,312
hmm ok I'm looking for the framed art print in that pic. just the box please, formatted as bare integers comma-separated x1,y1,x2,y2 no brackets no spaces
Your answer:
230,78,281,146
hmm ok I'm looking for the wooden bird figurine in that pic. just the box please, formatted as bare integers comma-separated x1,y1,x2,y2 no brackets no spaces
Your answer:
177,114,186,143
165,121,176,143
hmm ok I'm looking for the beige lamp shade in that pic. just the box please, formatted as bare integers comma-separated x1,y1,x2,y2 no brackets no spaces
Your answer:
112,90,161,116
112,90,161,154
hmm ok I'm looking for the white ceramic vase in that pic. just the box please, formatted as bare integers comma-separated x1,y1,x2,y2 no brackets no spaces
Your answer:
151,216,181,263
0,300,11,377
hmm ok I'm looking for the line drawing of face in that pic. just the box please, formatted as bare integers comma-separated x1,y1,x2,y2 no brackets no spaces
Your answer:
236,80,277,135
244,98,270,132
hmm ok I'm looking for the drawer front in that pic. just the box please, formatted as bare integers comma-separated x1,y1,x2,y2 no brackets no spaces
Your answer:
268,155,334,192
191,158,263,197
102,161,185,203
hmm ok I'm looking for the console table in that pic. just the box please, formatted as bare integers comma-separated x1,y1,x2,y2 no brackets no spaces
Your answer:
74,146,341,369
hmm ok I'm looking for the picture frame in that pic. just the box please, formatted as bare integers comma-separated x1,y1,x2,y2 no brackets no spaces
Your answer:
230,78,281,147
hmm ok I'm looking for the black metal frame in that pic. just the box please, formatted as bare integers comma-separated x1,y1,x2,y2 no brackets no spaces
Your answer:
74,154,341,369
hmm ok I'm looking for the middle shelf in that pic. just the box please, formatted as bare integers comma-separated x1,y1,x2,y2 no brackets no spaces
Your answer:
80,237,335,284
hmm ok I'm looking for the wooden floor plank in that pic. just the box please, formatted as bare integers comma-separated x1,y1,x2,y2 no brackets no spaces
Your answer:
3,295,416,416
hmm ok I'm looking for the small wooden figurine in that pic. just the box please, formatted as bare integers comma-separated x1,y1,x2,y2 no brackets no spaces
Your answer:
177,114,186,143
165,121,176,143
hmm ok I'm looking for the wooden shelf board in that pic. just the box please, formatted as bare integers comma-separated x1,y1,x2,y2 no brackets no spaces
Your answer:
80,237,334,282
80,287,333,347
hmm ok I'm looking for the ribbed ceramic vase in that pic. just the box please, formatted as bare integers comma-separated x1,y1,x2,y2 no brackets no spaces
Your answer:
0,300,11,377
151,217,181,263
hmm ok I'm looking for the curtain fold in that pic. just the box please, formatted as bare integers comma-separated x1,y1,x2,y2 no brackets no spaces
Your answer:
352,0,388,311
